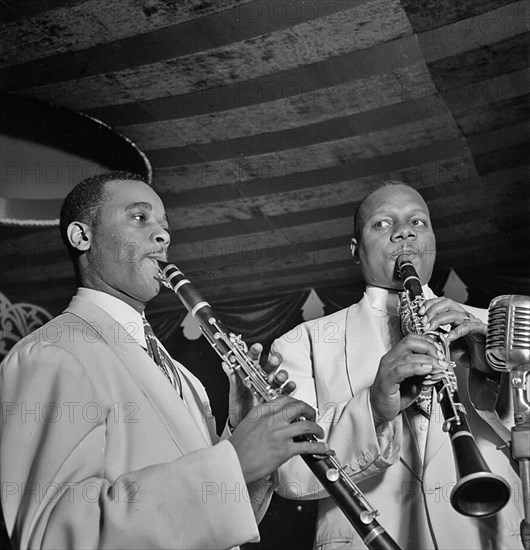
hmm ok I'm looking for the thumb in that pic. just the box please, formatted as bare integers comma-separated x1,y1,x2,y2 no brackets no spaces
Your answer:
221,361,239,385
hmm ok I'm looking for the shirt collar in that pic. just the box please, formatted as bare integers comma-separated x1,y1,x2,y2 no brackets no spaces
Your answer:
365,285,400,316
76,288,147,348
365,284,434,316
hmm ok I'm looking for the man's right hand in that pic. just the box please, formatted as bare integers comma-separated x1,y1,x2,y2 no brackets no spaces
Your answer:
370,333,448,424
229,395,329,483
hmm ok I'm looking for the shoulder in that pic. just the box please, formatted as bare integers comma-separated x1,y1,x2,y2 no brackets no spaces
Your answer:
5,311,103,356
281,306,347,336
1,310,114,386
0,312,119,410
273,302,362,352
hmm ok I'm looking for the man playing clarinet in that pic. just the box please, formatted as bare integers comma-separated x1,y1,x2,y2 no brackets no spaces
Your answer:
0,171,330,550
273,181,524,549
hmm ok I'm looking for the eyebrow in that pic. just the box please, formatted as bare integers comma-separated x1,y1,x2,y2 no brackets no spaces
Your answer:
371,207,429,216
125,201,152,212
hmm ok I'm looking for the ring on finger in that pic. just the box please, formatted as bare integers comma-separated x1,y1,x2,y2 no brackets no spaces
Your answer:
462,311,471,323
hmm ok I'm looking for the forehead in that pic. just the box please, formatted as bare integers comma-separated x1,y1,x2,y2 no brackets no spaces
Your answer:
362,185,429,219
103,179,164,210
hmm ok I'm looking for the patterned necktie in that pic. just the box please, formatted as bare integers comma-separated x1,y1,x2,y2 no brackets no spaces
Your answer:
416,387,432,419
143,318,182,397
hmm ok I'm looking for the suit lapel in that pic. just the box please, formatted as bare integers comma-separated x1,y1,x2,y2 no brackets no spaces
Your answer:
344,294,450,475
65,296,212,454
177,366,216,444
344,297,389,395
423,394,449,468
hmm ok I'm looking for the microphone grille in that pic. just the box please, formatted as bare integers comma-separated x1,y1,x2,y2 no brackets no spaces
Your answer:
486,295,530,371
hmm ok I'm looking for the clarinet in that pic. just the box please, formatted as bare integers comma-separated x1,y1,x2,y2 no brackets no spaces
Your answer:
397,255,511,517
157,260,401,550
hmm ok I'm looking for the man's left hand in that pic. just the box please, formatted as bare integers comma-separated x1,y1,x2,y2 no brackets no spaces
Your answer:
418,297,492,374
223,343,295,429
418,297,486,343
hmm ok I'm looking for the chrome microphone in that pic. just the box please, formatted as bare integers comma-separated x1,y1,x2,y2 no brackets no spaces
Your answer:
486,295,530,372
486,295,530,548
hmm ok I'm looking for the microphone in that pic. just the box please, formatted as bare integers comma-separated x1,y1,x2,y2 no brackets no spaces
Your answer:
486,295,530,372
486,295,530,550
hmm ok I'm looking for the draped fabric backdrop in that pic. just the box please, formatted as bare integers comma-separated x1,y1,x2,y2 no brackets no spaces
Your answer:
0,1,529,549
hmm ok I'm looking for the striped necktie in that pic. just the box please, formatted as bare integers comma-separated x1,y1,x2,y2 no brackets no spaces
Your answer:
143,318,182,397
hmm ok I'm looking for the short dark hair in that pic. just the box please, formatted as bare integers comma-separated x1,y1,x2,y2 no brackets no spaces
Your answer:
59,170,145,257
353,180,417,241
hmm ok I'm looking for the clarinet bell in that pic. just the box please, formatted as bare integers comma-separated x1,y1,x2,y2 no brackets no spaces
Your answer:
450,434,511,517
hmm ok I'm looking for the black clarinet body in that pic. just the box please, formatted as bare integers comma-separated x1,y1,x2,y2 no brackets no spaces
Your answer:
397,256,511,518
157,261,401,550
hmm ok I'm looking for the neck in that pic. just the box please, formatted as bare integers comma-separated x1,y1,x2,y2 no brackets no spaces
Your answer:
79,278,147,314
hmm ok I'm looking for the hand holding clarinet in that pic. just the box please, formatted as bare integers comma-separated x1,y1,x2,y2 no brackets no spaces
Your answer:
224,342,331,483
156,262,330,484
157,260,403,550
370,256,493,425
221,341,292,430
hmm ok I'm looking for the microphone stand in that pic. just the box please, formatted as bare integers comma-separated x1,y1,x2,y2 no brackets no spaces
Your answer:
510,368,530,550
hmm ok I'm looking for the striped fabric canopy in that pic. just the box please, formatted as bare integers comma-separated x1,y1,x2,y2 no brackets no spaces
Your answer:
0,0,528,313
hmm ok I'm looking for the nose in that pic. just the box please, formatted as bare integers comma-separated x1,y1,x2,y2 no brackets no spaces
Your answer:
153,225,170,249
391,221,417,242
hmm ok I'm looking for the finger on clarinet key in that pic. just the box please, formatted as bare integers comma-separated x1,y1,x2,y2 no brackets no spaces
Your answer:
281,380,296,395
247,342,263,361
422,365,448,386
262,351,283,374
270,369,288,388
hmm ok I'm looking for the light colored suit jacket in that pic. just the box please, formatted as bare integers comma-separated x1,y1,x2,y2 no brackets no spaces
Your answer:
0,296,272,550
272,293,523,550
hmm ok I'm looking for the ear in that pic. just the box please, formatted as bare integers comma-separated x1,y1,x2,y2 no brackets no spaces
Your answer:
66,222,92,252
350,238,360,264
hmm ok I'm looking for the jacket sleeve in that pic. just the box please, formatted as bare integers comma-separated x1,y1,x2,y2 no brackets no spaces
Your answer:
219,423,276,524
0,341,261,550
271,325,401,500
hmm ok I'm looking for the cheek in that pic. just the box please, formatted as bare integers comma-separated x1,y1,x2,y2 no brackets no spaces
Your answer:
422,234,436,257
119,242,141,265
359,240,386,265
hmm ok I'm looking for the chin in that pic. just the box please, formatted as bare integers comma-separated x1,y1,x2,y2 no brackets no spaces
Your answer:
148,283,162,301
138,279,161,303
